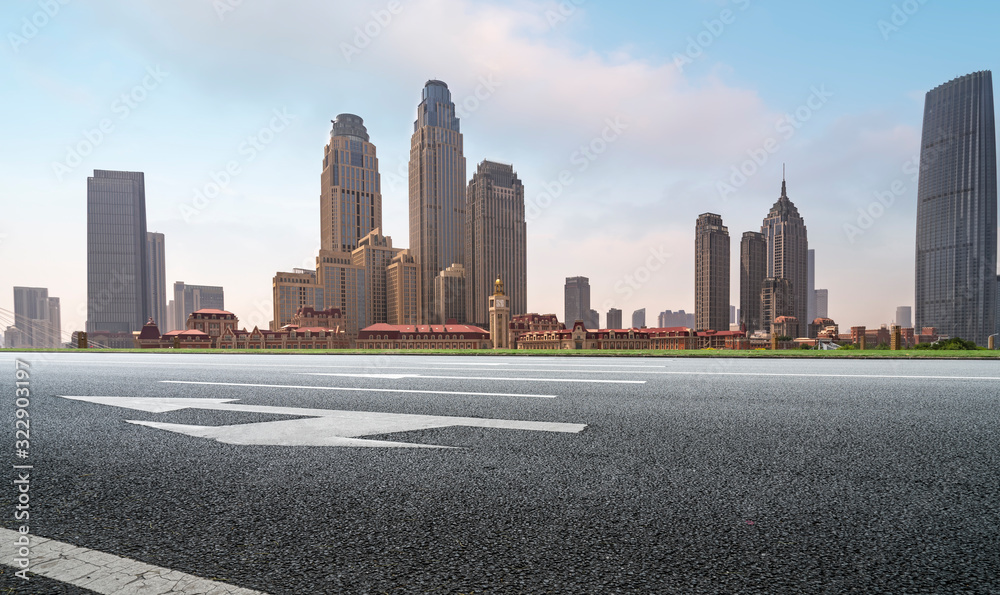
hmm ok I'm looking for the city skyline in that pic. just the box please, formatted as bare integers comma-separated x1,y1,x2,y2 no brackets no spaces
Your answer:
2,1,999,338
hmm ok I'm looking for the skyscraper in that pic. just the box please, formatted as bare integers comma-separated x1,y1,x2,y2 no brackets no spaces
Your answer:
465,160,527,328
272,269,323,330
87,169,149,334
815,289,829,319
147,232,166,327
632,308,646,329
173,282,224,329
807,249,816,325
606,308,623,330
586,309,599,330
386,250,421,325
895,306,912,329
915,71,997,346
762,277,795,336
564,276,590,325
409,80,467,323
695,213,730,331
740,232,767,335
13,287,56,347
434,263,467,324
321,114,382,253
761,177,809,333
352,229,402,328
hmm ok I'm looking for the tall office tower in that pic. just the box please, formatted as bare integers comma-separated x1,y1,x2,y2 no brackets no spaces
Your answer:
410,80,467,323
564,276,590,325
740,232,767,336
586,309,599,329
352,229,402,328
172,282,225,329
147,232,167,327
272,269,324,330
166,299,175,331
387,250,421,325
807,249,816,324
632,308,646,328
895,306,913,329
695,213,730,331
607,308,623,330
47,297,61,347
730,305,737,325
465,160,527,328
761,177,809,330
761,277,794,336
815,289,829,319
915,71,997,346
321,114,382,253
315,249,367,337
86,170,149,334
13,287,49,347
434,263,467,324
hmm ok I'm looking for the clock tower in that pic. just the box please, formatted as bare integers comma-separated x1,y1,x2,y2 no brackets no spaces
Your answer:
489,277,510,349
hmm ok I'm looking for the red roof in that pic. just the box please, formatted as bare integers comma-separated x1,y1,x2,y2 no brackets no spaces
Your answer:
162,329,210,337
137,323,161,340
191,309,235,316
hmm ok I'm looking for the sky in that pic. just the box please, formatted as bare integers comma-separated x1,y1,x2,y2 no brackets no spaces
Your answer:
1,0,998,337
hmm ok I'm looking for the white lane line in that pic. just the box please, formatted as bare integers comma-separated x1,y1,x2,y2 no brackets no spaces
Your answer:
0,527,267,594
47,360,666,369
648,371,1000,381
159,380,557,398
300,373,645,384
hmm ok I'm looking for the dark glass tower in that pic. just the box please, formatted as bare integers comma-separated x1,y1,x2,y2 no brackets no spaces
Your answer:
761,178,809,333
409,80,467,323
695,213,730,332
740,231,767,335
915,71,997,346
86,170,150,333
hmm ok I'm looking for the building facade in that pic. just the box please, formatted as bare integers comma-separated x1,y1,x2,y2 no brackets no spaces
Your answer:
606,308,623,330
631,308,646,328
386,250,421,326
173,282,225,332
409,80,467,323
815,289,829,319
489,278,511,349
356,323,491,350
740,231,766,335
761,277,794,336
465,160,527,328
895,306,913,329
761,178,809,333
508,313,564,349
87,169,150,334
564,276,590,325
807,249,816,325
272,269,323,330
695,213,730,331
321,114,382,253
352,229,402,329
915,71,997,346
147,232,167,329
434,263,467,324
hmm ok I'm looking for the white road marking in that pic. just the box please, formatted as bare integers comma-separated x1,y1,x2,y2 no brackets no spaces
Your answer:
300,373,645,384
59,396,588,448
0,527,267,594
46,360,665,369
158,380,557,398
650,371,1000,381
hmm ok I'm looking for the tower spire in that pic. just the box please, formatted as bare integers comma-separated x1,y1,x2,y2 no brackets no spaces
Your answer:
781,164,787,198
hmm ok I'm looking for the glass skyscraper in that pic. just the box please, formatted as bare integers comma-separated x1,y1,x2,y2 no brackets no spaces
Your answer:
86,170,150,334
915,71,997,346
761,178,809,333
409,80,467,323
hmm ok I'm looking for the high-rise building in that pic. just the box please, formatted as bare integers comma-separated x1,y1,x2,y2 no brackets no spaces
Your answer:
173,282,224,329
272,269,324,330
166,299,175,332
465,160,527,328
586,309,599,329
807,249,816,324
762,277,794,336
564,276,590,325
352,229,402,329
47,297,61,348
315,249,367,337
740,232,767,335
632,308,646,328
606,308,623,330
386,250,421,325
321,114,382,253
915,71,997,346
409,80,467,323
815,289,829,319
895,306,912,329
761,176,809,329
147,232,167,328
434,263,466,324
695,213,730,331
86,170,149,334
13,287,58,348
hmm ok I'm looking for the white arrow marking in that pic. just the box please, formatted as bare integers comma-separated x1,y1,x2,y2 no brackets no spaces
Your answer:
59,396,587,448
300,373,645,384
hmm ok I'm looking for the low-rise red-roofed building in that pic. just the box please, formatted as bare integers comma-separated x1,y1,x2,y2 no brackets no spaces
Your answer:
356,322,491,350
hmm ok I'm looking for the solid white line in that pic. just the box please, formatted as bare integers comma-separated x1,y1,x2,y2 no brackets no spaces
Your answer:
651,371,1000,381
159,380,557,398
0,527,267,594
300,373,645,384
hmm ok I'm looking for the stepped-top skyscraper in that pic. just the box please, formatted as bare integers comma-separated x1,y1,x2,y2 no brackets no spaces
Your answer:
322,114,382,253
409,80,467,323
465,160,527,328
695,213,730,331
915,71,997,346
761,176,809,332
87,169,150,334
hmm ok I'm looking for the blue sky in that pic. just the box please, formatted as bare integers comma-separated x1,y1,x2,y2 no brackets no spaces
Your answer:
1,0,997,336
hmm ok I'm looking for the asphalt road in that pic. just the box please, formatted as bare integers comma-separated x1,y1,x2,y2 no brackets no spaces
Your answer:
1,352,998,594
